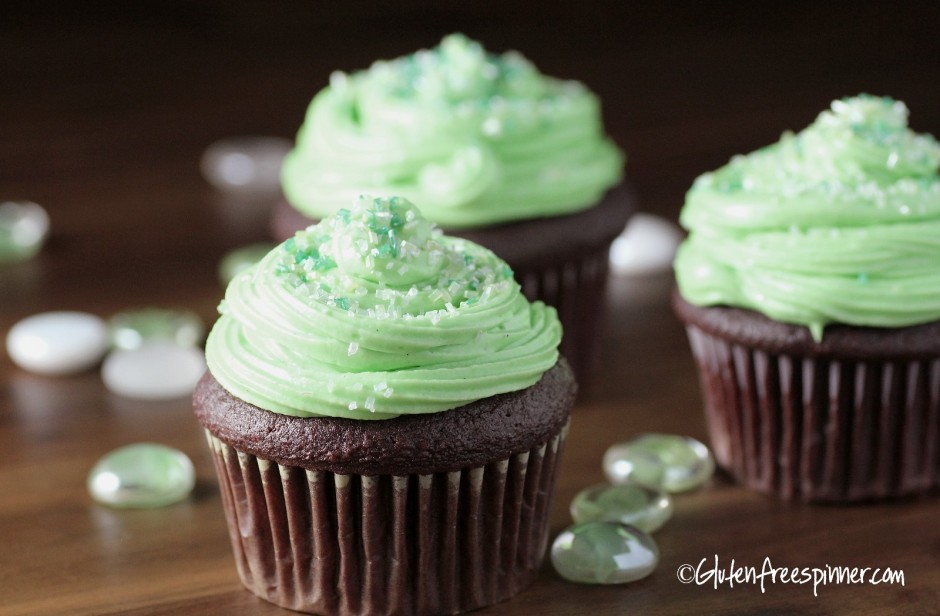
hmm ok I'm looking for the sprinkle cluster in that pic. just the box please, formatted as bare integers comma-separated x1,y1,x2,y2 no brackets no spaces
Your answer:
357,33,542,103
273,195,514,322
328,34,587,137
704,95,940,207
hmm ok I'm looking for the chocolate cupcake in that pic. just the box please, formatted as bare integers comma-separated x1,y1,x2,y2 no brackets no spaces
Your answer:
196,196,575,614
673,95,940,502
271,34,632,384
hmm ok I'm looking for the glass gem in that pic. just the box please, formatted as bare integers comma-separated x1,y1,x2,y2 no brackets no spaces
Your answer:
88,443,195,508
551,522,659,584
218,242,275,284
605,434,715,493
0,201,50,263
109,308,204,350
5,311,109,375
571,483,673,533
200,136,292,194
101,343,206,400
602,444,666,488
608,213,682,276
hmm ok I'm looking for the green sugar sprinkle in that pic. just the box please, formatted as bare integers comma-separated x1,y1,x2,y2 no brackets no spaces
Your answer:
270,195,517,321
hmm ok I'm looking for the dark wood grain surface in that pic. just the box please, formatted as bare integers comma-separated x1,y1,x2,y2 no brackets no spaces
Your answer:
2,3,939,615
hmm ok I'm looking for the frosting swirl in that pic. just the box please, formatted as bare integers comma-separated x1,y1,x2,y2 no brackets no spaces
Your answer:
675,95,940,340
280,34,623,228
205,195,561,419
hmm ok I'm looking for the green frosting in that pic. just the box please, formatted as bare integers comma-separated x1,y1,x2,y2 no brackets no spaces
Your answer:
205,195,562,419
280,34,623,228
675,95,940,340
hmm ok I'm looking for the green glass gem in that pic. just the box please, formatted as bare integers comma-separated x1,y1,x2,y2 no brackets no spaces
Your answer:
87,443,195,509
219,242,275,284
0,201,50,263
602,444,666,488
551,522,659,584
604,434,715,493
570,483,673,533
109,308,205,350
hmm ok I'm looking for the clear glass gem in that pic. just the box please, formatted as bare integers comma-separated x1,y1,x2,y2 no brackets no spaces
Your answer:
101,343,206,400
5,311,109,375
551,522,659,584
571,483,673,533
218,242,275,284
88,443,195,508
605,434,715,492
609,213,682,276
0,201,50,263
200,136,292,194
109,308,205,350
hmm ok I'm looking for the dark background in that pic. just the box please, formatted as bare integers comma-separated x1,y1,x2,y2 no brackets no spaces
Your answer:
4,1,939,224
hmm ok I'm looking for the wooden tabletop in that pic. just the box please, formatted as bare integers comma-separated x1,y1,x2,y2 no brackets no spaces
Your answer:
3,3,939,614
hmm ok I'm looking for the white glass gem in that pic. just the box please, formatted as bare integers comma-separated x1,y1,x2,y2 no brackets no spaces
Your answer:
88,443,195,508
200,136,292,194
6,311,109,375
609,213,683,276
101,343,206,400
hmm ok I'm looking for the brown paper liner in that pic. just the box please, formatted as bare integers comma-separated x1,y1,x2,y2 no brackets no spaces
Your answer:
684,325,940,502
517,245,611,388
204,422,568,615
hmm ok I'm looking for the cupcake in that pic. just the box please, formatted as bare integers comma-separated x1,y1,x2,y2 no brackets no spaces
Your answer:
673,95,940,502
271,34,631,384
195,195,575,614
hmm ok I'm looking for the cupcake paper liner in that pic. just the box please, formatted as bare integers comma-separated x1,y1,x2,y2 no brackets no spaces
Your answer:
204,422,568,616
685,325,940,502
518,245,611,387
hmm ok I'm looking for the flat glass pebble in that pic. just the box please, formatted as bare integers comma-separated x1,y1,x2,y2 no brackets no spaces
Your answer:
605,434,715,493
109,308,204,350
219,242,275,284
0,201,50,263
200,136,291,194
551,522,659,584
609,213,682,276
603,444,667,488
101,343,206,400
571,483,673,533
6,311,109,375
87,443,195,508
